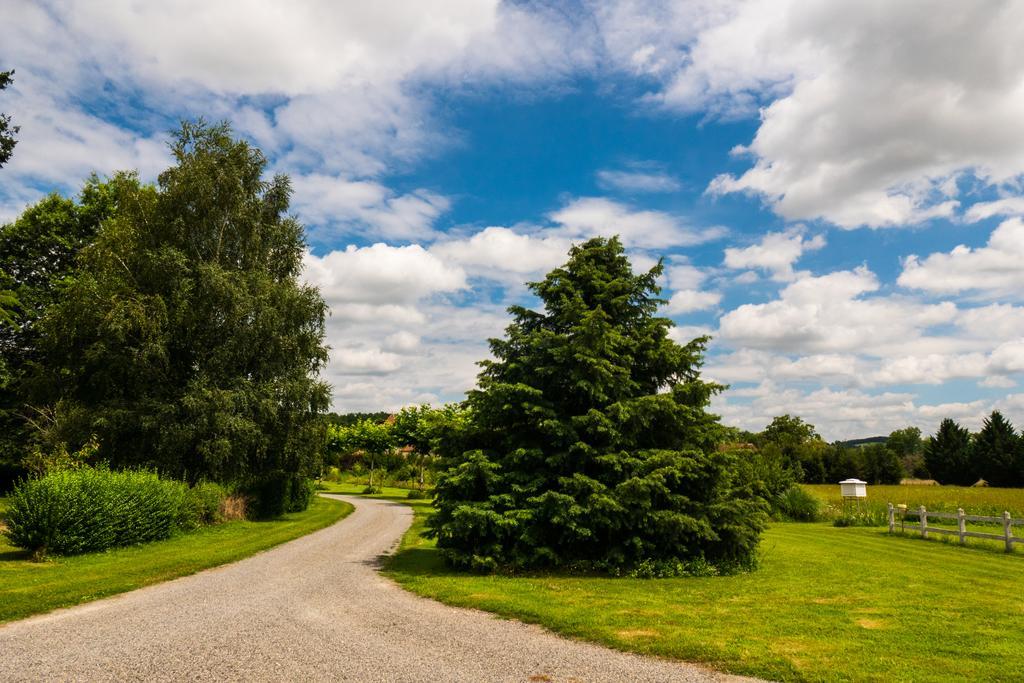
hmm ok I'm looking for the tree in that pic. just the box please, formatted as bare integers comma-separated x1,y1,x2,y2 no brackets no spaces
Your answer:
36,121,329,484
972,411,1021,487
0,70,17,168
0,179,122,487
924,418,973,486
860,443,903,484
427,237,766,573
887,426,925,478
758,415,828,482
332,418,395,489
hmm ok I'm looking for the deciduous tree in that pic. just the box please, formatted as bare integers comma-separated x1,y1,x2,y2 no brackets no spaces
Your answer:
37,121,329,484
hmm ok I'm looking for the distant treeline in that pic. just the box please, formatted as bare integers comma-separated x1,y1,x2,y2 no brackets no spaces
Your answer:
324,411,391,427
736,411,1024,487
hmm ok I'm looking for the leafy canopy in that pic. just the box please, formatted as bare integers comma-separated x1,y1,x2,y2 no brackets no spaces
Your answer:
428,237,766,573
0,70,17,168
36,121,329,483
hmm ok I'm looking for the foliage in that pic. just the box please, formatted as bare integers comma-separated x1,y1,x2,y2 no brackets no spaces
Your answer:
772,485,820,522
328,418,396,487
0,177,122,487
324,411,389,427
186,481,230,524
0,70,17,168
0,496,350,624
21,435,100,478
925,418,974,485
406,488,428,499
428,237,767,573
972,410,1022,487
859,442,904,484
244,470,315,519
755,415,829,483
4,466,202,556
887,426,926,477
34,121,329,484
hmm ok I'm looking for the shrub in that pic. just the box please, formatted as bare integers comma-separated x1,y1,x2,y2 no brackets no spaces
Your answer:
5,467,197,556
406,489,428,500
362,485,382,494
773,485,821,522
287,475,315,513
244,471,315,518
187,481,229,524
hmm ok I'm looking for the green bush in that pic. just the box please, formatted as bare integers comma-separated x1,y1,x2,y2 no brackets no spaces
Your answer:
773,485,821,522
362,485,382,494
5,467,198,556
245,471,315,518
186,481,229,524
406,489,428,500
287,475,315,513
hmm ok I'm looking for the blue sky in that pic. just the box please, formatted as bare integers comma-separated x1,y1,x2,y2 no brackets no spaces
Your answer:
3,1,1024,439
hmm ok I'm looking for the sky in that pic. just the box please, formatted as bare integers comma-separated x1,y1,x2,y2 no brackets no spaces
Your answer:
3,0,1024,440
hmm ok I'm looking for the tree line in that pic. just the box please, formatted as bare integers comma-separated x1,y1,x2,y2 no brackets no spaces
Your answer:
737,411,1024,487
0,121,328,496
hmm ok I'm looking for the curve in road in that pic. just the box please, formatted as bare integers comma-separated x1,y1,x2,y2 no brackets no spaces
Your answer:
0,494,754,682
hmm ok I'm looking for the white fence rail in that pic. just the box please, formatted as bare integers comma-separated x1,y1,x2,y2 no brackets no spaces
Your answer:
888,503,1024,552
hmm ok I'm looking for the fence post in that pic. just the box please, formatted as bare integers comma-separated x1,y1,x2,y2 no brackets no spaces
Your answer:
919,505,928,539
1004,511,1014,553
957,508,966,545
888,503,895,533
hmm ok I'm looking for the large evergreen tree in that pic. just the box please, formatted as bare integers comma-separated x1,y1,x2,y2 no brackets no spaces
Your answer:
972,411,1021,487
37,121,329,483
924,418,973,485
427,237,766,573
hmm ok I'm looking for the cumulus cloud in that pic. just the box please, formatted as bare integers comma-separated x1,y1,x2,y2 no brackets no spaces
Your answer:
549,196,725,249
622,0,1024,228
665,289,721,315
430,227,571,284
723,228,825,281
898,218,1024,300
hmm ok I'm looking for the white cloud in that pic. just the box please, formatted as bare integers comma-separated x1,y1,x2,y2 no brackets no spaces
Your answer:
625,0,1024,228
722,228,825,281
718,266,958,355
898,218,1024,299
665,289,721,314
430,227,571,284
596,166,681,193
292,174,450,242
964,197,1024,222
549,196,725,249
302,244,466,306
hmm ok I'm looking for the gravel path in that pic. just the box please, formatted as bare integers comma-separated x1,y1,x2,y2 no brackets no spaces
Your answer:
0,494,756,682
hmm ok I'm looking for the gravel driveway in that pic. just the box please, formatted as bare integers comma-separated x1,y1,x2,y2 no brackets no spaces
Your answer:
0,494,755,682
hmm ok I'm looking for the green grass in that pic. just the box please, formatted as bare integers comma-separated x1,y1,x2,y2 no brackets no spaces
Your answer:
0,495,351,623
804,483,1024,519
368,488,1024,682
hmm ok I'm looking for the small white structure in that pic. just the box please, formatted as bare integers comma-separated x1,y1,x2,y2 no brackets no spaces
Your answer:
839,478,867,499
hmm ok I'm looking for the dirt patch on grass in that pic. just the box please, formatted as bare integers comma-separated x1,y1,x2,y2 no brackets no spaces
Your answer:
856,618,885,629
616,629,659,639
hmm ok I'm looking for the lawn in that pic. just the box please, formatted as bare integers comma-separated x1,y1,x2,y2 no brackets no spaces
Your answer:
367,487,1024,682
0,495,351,623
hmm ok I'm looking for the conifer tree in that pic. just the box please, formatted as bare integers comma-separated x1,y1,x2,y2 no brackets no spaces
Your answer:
972,411,1021,487
924,418,973,485
427,237,766,573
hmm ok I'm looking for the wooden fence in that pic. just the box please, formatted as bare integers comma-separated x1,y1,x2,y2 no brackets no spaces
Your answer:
888,503,1024,552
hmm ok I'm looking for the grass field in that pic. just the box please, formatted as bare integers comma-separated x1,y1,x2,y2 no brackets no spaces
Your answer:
0,495,351,623
347,484,1024,682
803,483,1024,518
